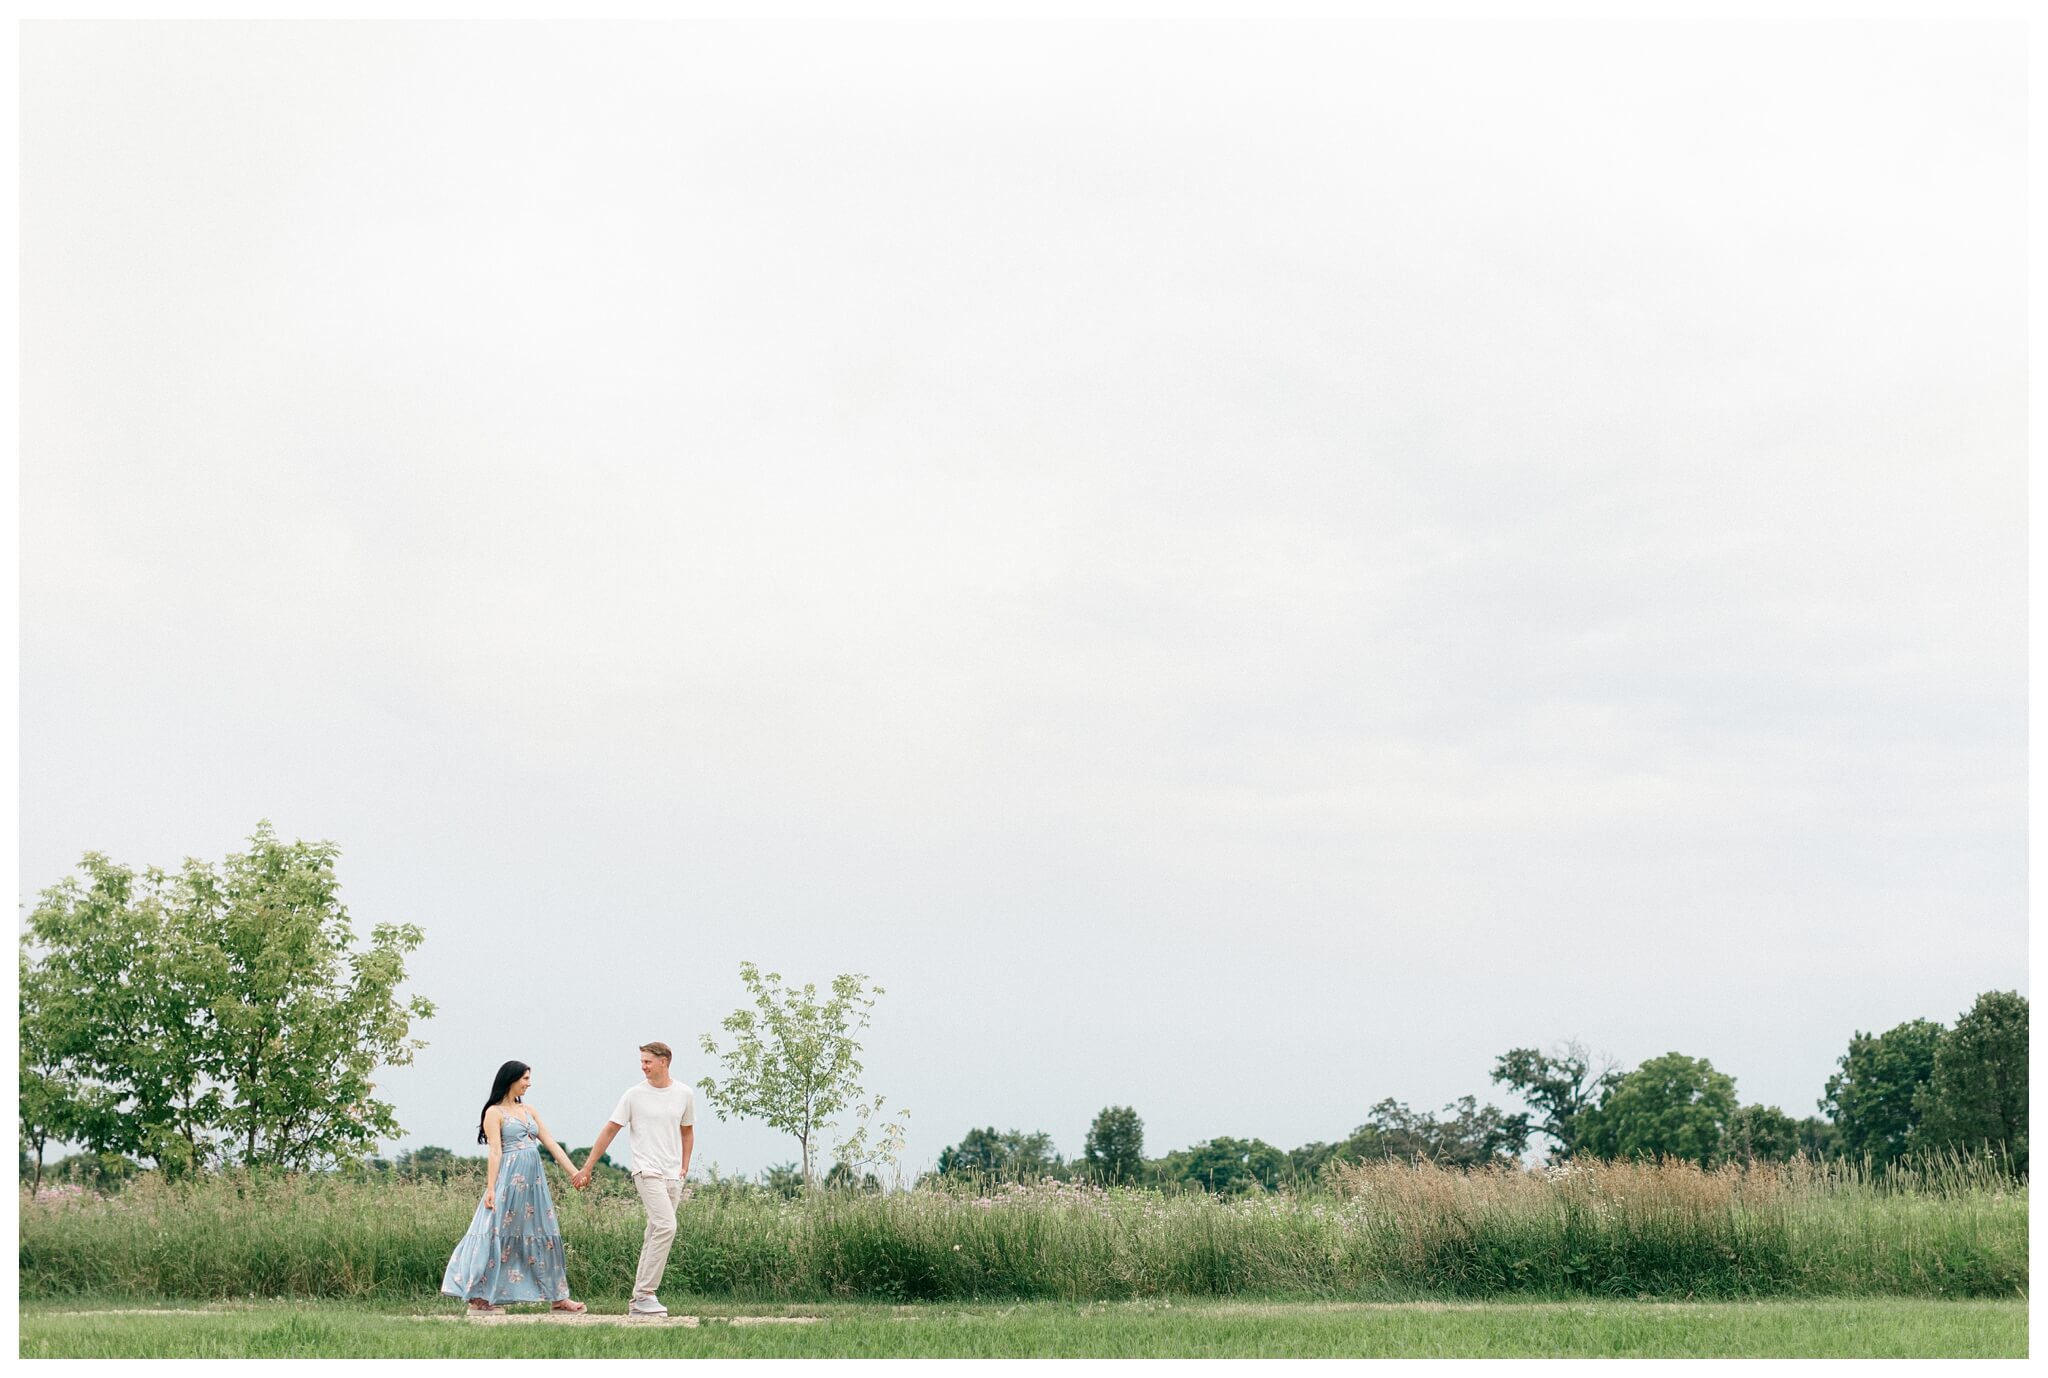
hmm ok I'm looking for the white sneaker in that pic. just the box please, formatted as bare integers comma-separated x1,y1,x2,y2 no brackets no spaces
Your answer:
629,1296,668,1317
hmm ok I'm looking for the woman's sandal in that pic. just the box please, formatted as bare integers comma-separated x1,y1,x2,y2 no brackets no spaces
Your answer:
552,1300,588,1313
467,1300,506,1316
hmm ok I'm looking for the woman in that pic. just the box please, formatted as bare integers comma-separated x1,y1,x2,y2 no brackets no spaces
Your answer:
440,1060,588,1314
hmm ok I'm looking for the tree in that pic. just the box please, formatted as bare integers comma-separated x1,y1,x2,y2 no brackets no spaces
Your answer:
935,1126,1007,1179
397,1145,470,1182
36,1150,141,1192
1352,1096,1531,1168
1491,1041,1621,1160
1576,1052,1737,1167
1437,1095,1535,1166
1083,1106,1145,1185
697,962,895,1189
1819,1018,1944,1171
1288,1097,1531,1179
20,854,217,1171
194,825,434,1168
1725,1104,1801,1164
823,1162,881,1192
1151,1136,1288,1194
1794,1115,1841,1160
19,826,435,1173
1906,991,2028,1175
997,1129,1063,1181
18,953,77,1195
934,1127,1064,1183
828,1093,910,1186
1287,1139,1344,1182
1726,1106,1837,1164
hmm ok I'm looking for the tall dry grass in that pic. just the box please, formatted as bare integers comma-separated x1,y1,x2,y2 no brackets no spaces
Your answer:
17,1154,2025,1302
1319,1152,2023,1297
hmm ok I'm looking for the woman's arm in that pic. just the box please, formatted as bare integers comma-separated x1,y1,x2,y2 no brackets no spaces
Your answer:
531,1109,579,1177
483,1107,504,1209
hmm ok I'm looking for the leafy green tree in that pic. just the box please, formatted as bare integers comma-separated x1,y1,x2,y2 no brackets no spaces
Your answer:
1906,991,2028,1175
193,826,434,1168
38,1150,141,1192
999,1129,1064,1180
397,1145,472,1182
1286,1139,1343,1182
18,952,77,1194
1083,1106,1145,1185
995,1122,1064,1179
1727,1106,1839,1163
1151,1136,1288,1194
828,1092,910,1186
1819,1018,1943,1171
21,855,217,1171
1289,1097,1530,1179
935,1126,1006,1178
1794,1115,1841,1160
1576,1052,1737,1166
1438,1096,1536,1166
20,826,435,1173
1724,1104,1802,1163
823,1161,881,1192
698,962,894,1189
1490,1041,1621,1159
1352,1096,1532,1168
762,1162,805,1198
934,1127,1065,1182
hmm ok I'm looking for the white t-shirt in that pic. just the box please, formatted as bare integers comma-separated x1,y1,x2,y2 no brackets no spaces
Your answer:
608,1080,696,1179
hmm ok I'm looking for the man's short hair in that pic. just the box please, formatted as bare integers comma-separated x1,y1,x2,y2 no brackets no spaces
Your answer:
640,1041,673,1063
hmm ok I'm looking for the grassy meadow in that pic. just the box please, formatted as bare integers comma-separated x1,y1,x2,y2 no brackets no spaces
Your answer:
20,1155,2026,1305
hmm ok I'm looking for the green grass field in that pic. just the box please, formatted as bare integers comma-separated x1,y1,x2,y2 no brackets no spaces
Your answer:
16,1296,2029,1358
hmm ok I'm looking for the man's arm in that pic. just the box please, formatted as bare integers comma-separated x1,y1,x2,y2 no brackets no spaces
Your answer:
575,1121,626,1186
679,1124,694,1179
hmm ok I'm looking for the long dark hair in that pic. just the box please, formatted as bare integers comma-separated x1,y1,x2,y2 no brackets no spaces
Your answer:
478,1061,530,1145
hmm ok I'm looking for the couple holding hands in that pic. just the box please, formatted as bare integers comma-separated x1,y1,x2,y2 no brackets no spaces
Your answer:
440,1041,697,1318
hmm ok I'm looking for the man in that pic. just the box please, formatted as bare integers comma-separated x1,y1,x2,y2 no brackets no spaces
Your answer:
575,1042,696,1317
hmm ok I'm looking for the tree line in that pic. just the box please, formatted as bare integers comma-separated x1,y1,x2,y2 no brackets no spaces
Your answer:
927,990,2028,1193
18,829,2026,1197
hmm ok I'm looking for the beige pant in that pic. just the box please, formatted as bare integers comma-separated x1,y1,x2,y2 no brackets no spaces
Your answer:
631,1173,684,1300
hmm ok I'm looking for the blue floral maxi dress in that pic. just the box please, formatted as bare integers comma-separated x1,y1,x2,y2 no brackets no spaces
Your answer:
441,1114,572,1304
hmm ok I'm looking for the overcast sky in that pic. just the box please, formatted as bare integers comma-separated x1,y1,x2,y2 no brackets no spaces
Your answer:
19,20,2025,1176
